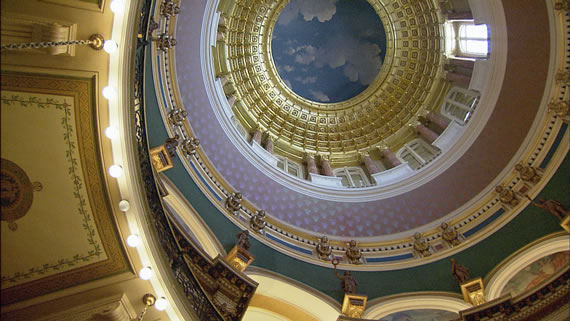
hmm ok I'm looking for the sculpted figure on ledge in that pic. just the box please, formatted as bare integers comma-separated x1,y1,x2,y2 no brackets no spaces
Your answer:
441,222,461,247
250,210,266,234
413,232,432,257
332,258,358,294
526,195,569,221
236,230,250,250
316,236,333,260
451,258,470,284
345,240,362,264
225,192,242,213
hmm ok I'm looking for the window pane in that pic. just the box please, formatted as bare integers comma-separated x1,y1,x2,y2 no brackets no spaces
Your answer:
402,151,421,170
277,160,285,170
287,164,298,176
459,24,488,39
350,173,365,187
452,91,477,109
445,102,469,122
412,144,436,163
461,39,488,55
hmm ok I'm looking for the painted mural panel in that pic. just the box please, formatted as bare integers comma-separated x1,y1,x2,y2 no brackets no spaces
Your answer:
379,309,459,321
272,0,387,103
0,71,129,304
500,251,570,297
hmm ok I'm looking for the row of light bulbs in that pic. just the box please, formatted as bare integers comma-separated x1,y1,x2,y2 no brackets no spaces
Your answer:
105,0,168,313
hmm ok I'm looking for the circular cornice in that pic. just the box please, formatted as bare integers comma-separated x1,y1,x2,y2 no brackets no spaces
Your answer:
159,0,569,270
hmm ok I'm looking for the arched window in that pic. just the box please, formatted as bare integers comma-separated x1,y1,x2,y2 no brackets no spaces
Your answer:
396,139,440,170
445,21,489,59
458,24,489,56
276,156,303,178
231,116,250,141
441,86,479,124
333,167,370,188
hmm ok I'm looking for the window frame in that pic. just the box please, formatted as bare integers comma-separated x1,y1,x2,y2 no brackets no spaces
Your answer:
441,86,480,124
276,156,304,179
333,167,371,188
445,20,489,59
396,138,440,170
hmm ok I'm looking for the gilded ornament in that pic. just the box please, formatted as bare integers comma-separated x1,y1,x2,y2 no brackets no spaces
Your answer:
1,158,42,231
548,100,569,117
495,185,519,207
515,163,541,184
250,210,266,234
214,0,444,164
168,109,187,126
345,240,362,264
151,33,177,52
225,192,242,213
440,222,461,247
412,232,431,257
316,236,333,260
554,0,570,11
160,0,181,17
180,137,200,156
555,70,570,85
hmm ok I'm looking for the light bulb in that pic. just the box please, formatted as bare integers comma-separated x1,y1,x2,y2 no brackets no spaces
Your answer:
108,165,123,178
126,234,141,247
102,86,116,100
105,126,119,139
109,0,123,13
139,267,153,280
118,200,130,211
154,297,168,311
103,40,118,53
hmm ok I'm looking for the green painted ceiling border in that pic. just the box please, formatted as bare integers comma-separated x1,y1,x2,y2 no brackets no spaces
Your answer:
143,47,569,303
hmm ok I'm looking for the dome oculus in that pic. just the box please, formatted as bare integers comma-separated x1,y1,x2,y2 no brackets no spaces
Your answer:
271,0,387,103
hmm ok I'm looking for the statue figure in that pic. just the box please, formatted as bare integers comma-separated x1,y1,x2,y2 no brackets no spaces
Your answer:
526,195,569,221
548,101,569,117
168,109,187,126
250,210,266,233
225,192,242,213
515,163,541,184
181,137,200,156
345,240,362,264
164,135,180,157
441,222,461,247
450,258,470,284
151,33,177,52
332,258,358,294
161,0,181,17
413,232,431,257
495,185,519,207
236,230,250,250
316,236,332,260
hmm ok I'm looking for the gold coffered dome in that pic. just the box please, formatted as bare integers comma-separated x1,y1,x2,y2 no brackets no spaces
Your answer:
213,0,448,165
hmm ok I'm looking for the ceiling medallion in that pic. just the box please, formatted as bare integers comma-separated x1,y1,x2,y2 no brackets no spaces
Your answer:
271,0,388,104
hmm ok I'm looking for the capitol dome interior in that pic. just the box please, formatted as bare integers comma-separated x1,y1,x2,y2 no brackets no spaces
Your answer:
1,0,569,320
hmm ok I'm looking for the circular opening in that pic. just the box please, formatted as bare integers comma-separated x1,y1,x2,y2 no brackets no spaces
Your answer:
271,0,387,103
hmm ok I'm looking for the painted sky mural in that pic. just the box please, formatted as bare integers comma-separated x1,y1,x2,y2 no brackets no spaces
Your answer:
271,0,387,103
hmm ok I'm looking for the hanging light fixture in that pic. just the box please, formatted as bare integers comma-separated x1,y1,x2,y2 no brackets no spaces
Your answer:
1,34,114,52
